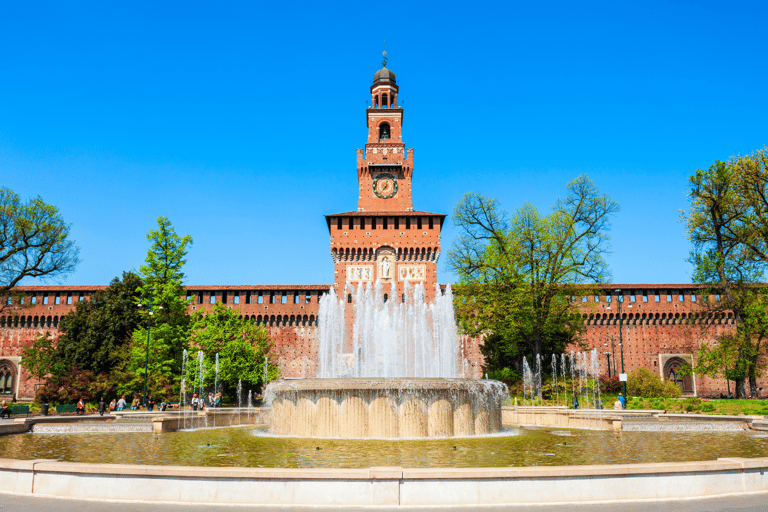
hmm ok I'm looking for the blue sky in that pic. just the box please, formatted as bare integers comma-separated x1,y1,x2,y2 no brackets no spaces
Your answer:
2,1,766,287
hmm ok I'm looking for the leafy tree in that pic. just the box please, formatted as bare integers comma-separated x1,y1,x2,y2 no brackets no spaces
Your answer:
190,303,279,395
20,332,65,383
121,217,193,401
627,367,682,399
684,155,768,397
449,176,619,392
0,187,80,311
54,272,144,374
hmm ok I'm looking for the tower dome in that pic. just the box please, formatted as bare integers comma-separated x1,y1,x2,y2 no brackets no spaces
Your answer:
373,66,396,85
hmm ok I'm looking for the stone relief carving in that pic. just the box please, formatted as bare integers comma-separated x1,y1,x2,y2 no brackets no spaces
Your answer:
376,247,396,282
347,265,374,282
398,264,426,282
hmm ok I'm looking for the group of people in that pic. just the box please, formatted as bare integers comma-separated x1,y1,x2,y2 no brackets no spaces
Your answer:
572,393,626,410
190,391,222,410
72,394,175,415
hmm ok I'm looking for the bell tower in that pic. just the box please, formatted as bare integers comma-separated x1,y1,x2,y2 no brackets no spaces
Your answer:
327,54,444,303
356,52,413,212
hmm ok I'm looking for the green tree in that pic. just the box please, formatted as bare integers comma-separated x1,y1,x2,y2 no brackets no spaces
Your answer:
449,176,619,389
0,187,80,311
684,156,768,397
190,303,279,395
627,367,682,399
20,332,65,383
121,217,193,401
55,272,144,374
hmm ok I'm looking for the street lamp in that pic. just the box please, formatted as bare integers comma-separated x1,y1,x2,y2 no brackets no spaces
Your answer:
138,292,162,408
615,288,630,400
603,351,612,377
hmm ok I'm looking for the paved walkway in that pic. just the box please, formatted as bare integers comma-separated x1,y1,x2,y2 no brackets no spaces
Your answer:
0,492,766,512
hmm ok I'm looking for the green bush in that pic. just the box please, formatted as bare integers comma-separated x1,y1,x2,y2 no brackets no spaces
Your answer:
626,367,682,398
700,403,716,413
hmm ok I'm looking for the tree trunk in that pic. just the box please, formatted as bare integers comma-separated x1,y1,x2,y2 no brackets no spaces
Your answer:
726,378,731,397
748,365,759,398
735,378,747,399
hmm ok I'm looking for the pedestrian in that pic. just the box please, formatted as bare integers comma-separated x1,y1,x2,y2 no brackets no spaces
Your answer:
131,395,140,410
572,394,579,409
192,393,199,411
117,395,127,411
98,397,106,416
613,398,623,410
109,398,116,412
214,392,222,407
76,398,85,415
618,393,626,409
147,395,156,412
208,392,215,408
0,401,10,419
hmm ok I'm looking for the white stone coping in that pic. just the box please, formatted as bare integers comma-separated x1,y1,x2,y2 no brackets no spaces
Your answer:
0,457,766,505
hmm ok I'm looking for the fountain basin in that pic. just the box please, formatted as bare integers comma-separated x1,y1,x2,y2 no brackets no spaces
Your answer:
266,378,508,438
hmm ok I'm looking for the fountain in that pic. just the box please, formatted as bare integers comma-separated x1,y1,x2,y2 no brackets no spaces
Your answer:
266,281,508,438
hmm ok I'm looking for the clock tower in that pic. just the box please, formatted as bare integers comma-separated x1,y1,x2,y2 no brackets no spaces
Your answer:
326,54,444,303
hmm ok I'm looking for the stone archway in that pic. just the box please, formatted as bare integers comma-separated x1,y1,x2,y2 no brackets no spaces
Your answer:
0,360,17,397
662,355,694,395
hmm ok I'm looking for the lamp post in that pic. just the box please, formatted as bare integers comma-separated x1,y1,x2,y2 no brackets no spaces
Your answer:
616,288,628,400
609,335,617,376
603,351,612,377
138,292,162,408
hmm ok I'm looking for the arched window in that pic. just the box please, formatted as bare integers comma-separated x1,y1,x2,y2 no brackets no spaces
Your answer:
379,122,390,139
0,361,15,395
402,293,406,303
347,294,352,303
383,294,388,303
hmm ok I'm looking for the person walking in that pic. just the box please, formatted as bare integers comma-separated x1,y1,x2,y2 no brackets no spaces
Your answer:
98,397,106,416
572,394,579,409
117,396,127,411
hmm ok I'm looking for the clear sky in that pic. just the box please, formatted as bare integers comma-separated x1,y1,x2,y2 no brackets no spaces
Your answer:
2,1,766,288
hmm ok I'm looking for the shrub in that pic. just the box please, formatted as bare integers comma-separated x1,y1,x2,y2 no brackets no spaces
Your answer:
700,403,716,413
627,367,682,398
599,375,622,393
487,367,521,385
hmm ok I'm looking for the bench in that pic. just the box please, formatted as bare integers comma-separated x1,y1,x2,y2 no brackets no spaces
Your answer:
55,404,78,414
9,405,30,417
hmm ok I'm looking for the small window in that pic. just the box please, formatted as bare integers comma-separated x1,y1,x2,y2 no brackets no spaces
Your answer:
349,218,353,229
294,293,299,304
383,218,388,229
20,297,25,305
246,292,252,304
31,296,37,305
643,294,648,303
210,294,216,304
666,293,672,302
198,293,203,304
360,218,365,230
716,294,721,302
43,295,49,305
55,294,61,305
655,294,660,302
66,294,72,305
582,296,587,303
594,295,599,302
234,295,240,304
402,293,406,303
337,218,342,230
417,218,422,230
379,122,391,139
347,294,352,303
394,218,399,229
679,293,684,302
606,295,612,303
186,293,192,302
305,293,311,304
406,218,411,229
270,294,275,304
383,294,388,303
281,294,287,304
79,294,84,302
429,217,434,229
6,297,10,305
691,294,696,302
258,294,264,304
630,294,636,302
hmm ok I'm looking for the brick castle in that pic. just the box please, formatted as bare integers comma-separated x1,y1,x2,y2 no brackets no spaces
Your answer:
1,59,764,400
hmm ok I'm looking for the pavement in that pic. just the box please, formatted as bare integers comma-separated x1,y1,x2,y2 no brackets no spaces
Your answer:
0,492,767,512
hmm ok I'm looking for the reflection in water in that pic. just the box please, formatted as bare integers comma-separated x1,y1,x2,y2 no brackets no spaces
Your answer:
0,428,767,469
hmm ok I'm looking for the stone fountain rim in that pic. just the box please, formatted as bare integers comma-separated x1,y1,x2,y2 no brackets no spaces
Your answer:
266,377,507,392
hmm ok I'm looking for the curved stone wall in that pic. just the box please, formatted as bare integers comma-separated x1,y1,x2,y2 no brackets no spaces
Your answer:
266,378,508,438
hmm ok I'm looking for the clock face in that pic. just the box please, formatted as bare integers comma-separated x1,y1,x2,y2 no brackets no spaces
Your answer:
373,173,398,199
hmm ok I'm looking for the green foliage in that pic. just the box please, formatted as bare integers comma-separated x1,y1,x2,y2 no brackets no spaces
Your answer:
34,366,115,404
190,303,279,394
599,375,622,393
55,272,144,374
20,332,64,382
0,187,80,304
486,367,521,384
627,367,682,398
449,177,619,382
139,216,193,291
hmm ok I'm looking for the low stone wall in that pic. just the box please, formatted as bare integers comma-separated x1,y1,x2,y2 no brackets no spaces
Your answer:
0,457,765,505
152,408,268,432
503,406,622,431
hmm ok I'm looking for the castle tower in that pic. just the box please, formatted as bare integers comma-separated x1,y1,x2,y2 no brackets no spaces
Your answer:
326,54,445,303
